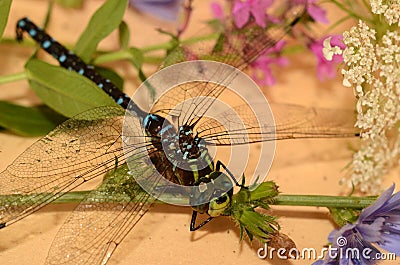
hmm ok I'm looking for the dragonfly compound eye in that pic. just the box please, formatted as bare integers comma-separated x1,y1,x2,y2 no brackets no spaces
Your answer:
189,171,234,215
208,193,231,217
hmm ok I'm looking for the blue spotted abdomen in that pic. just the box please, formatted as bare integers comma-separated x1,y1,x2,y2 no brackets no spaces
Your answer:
16,17,146,118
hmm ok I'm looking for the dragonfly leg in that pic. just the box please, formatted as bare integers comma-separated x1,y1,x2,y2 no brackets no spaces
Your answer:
190,211,214,231
215,160,243,187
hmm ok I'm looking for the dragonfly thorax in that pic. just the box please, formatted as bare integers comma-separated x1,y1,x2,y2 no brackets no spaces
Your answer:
142,114,213,186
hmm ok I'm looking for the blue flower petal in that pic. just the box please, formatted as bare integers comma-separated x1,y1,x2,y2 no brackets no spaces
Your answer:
359,184,395,221
330,224,355,243
325,225,383,265
328,229,339,243
386,215,400,224
378,229,400,255
322,185,400,265
380,192,400,213
129,0,183,21
356,218,384,242
339,256,350,265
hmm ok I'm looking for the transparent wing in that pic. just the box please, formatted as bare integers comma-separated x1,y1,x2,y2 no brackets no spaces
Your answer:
0,105,179,264
150,80,229,127
196,103,359,145
43,164,156,265
163,3,305,71
0,106,151,227
151,4,306,128
271,103,358,139
43,143,180,264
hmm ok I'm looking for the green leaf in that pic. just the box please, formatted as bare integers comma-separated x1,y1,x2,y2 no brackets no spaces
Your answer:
129,47,144,69
0,101,66,136
0,0,12,38
211,33,225,54
118,21,130,49
95,66,124,91
55,0,84,8
162,46,186,68
238,223,245,241
238,210,277,243
249,181,279,202
128,47,151,95
329,207,360,227
25,58,119,117
73,0,128,62
206,19,224,32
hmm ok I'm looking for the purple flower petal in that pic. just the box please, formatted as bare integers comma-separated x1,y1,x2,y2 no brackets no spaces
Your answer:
309,35,343,81
250,40,288,86
376,191,400,214
323,225,382,265
267,39,286,53
307,3,329,24
232,1,251,28
210,2,224,20
293,0,329,24
316,60,336,80
320,185,400,264
329,35,345,49
129,0,183,21
351,184,400,256
359,184,395,222
233,0,273,28
328,229,340,243
356,218,384,242
250,0,273,28
377,231,400,255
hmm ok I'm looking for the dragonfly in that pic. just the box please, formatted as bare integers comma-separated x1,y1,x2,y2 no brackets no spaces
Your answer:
1,4,358,265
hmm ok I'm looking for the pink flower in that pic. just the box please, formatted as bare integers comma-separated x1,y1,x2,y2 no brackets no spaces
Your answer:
232,0,274,28
210,1,224,20
294,0,329,24
310,35,345,81
250,40,288,86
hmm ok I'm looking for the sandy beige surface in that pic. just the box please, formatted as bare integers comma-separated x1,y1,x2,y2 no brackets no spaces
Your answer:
0,1,398,265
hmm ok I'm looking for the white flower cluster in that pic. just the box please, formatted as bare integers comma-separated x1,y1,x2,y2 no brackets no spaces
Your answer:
370,0,400,26
325,20,400,192
322,0,400,193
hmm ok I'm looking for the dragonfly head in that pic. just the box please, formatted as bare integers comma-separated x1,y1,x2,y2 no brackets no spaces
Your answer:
190,171,234,217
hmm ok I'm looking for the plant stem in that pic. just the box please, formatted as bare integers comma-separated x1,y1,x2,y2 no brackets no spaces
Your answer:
0,72,26,85
140,32,219,53
93,50,133,64
0,191,376,209
329,0,373,23
93,32,219,65
93,50,164,65
274,194,376,208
